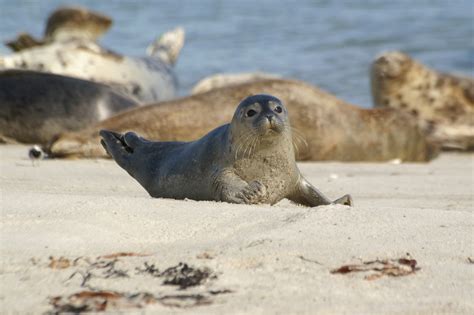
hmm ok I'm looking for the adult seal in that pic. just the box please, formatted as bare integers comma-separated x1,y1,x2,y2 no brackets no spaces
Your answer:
371,51,474,150
1,25,185,103
0,70,139,144
48,79,437,162
100,95,353,206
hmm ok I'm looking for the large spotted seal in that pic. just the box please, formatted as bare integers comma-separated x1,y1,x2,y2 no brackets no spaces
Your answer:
1,25,185,103
48,79,437,162
0,70,139,144
100,94,352,206
371,51,474,150
5,6,112,52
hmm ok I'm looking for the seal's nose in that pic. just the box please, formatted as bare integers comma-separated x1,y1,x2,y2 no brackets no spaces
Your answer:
266,115,274,122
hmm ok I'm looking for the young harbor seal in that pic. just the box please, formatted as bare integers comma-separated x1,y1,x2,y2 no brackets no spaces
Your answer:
1,26,185,103
371,51,474,150
0,70,139,144
5,6,112,52
47,79,437,162
100,94,353,206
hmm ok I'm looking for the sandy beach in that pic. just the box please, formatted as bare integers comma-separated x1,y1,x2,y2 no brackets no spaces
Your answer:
0,145,472,314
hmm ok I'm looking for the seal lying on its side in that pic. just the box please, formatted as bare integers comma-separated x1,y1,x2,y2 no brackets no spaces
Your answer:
101,95,353,206
1,27,185,103
49,79,437,162
0,70,139,144
5,6,112,52
371,51,474,150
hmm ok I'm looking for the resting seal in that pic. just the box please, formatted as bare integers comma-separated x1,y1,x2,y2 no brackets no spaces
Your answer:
5,6,112,52
48,79,437,162
371,51,474,150
191,72,280,94
0,70,138,144
1,25,185,103
100,95,352,206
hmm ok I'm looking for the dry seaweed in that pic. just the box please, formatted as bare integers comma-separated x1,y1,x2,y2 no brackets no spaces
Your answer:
48,289,231,313
331,257,420,280
161,263,215,289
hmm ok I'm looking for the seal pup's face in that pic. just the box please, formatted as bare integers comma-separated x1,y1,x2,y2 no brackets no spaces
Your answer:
233,94,289,138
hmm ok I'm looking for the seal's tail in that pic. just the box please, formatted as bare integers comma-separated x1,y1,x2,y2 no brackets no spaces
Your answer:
146,27,185,65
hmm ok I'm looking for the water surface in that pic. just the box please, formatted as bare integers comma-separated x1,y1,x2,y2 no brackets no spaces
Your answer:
1,0,472,107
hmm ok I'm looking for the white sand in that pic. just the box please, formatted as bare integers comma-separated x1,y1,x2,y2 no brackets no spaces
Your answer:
1,145,473,314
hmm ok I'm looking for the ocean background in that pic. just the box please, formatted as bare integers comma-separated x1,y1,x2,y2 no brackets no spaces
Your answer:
0,0,472,107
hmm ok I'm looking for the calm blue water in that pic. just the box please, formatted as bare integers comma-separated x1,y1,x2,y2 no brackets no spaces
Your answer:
1,0,473,107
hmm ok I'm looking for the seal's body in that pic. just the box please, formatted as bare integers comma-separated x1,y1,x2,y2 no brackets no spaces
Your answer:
0,70,138,144
371,51,474,150
50,79,436,162
0,27,185,103
100,95,352,206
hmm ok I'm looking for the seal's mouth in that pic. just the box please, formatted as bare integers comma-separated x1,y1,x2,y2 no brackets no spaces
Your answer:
261,121,284,135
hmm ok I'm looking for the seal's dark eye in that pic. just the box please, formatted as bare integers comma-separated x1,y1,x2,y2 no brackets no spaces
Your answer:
275,106,283,113
246,109,257,117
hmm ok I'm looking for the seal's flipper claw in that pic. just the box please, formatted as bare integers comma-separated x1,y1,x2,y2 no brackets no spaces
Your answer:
334,194,353,206
100,139,110,156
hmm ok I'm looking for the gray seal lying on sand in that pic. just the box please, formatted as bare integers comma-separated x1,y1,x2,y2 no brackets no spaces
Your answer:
1,25,185,103
371,51,474,150
49,79,437,162
100,94,353,206
5,6,112,52
0,70,139,144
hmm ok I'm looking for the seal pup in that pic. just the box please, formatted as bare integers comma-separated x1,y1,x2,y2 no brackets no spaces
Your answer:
0,70,139,144
191,72,281,94
101,95,353,206
1,26,185,103
48,79,437,162
5,6,112,52
371,51,474,150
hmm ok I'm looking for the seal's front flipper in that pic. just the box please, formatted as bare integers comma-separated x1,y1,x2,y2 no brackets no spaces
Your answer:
213,169,267,204
289,177,353,207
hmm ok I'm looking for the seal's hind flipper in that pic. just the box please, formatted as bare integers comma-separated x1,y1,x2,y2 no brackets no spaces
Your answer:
100,130,133,167
333,194,353,206
289,177,353,207
146,27,185,65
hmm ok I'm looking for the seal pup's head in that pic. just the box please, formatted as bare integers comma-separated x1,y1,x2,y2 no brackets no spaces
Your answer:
232,94,290,138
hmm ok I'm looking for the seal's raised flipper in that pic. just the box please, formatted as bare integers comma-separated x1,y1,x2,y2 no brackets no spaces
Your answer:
290,178,353,207
147,27,185,65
